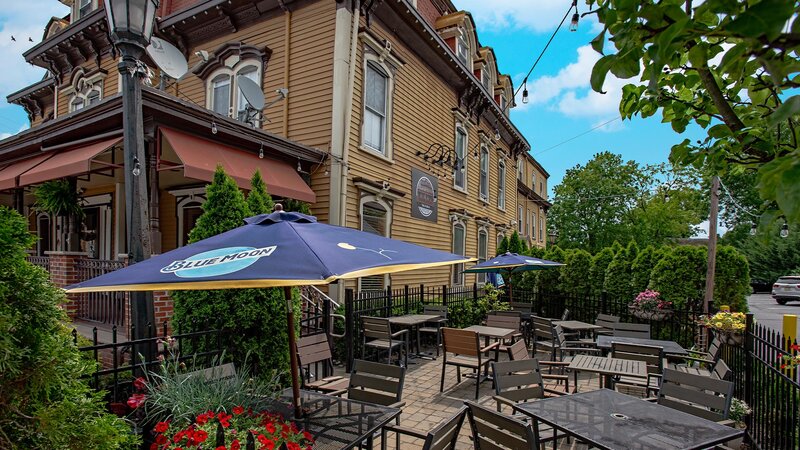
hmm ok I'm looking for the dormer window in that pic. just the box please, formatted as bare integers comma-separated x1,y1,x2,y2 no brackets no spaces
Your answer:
63,67,106,113
500,95,507,111
482,69,491,91
456,36,469,66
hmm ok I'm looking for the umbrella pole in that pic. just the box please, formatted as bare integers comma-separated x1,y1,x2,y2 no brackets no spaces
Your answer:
285,286,302,419
507,270,513,303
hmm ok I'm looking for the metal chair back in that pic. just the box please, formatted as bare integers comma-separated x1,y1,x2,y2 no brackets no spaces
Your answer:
465,400,539,450
347,359,406,407
657,368,734,421
506,339,530,361
612,322,651,339
491,359,547,404
595,313,620,333
295,333,334,385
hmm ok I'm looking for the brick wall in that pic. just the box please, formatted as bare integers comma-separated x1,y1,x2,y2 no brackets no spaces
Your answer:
46,251,89,319
416,0,444,26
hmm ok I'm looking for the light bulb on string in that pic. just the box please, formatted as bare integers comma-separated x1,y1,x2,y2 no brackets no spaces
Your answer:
258,143,264,159
664,192,670,202
750,222,757,236
780,222,789,238
211,120,218,135
297,160,302,172
132,156,141,177
569,12,579,31
494,128,501,141
522,79,529,104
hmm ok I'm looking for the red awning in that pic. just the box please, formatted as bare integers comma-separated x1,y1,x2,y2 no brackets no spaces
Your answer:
18,137,122,187
0,153,52,190
161,127,316,203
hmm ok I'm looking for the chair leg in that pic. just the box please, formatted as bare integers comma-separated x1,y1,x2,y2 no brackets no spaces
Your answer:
440,362,446,392
475,370,480,399
456,366,461,384
435,330,441,357
380,428,387,450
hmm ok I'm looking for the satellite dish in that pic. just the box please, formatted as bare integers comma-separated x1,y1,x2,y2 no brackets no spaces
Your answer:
146,37,188,80
237,76,266,111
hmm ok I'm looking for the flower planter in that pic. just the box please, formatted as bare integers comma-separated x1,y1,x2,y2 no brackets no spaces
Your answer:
628,305,673,321
719,331,744,346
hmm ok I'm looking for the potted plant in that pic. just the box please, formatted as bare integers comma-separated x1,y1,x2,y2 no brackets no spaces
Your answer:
34,178,84,252
726,398,752,449
699,312,746,346
628,289,673,321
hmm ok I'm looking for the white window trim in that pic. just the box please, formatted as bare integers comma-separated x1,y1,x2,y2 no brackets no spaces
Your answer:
476,225,488,285
73,0,98,21
205,61,263,123
451,109,472,194
497,159,506,212
170,187,207,248
518,206,524,234
479,144,489,203
497,231,505,249
539,207,545,242
358,194,393,291
451,217,467,286
63,69,106,113
359,56,395,162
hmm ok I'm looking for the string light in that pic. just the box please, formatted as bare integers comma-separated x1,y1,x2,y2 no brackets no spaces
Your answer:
297,160,302,172
569,0,579,31
211,120,218,135
258,143,264,159
522,78,529,104
750,222,758,236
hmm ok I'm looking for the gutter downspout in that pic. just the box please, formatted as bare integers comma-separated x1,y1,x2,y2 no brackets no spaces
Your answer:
339,1,360,228
283,9,291,136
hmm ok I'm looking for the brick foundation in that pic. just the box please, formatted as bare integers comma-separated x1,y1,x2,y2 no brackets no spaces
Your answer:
46,251,89,319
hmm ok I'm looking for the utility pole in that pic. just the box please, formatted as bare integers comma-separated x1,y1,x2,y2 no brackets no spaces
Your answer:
703,176,720,314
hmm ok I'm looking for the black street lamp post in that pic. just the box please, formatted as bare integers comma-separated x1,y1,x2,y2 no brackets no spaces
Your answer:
104,0,157,342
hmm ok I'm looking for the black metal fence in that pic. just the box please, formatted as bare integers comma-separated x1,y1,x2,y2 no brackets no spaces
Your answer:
721,314,800,450
73,320,224,404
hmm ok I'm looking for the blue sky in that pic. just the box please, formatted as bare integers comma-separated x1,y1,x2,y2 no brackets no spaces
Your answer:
0,1,710,230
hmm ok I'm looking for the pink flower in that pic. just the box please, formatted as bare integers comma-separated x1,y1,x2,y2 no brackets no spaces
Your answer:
133,377,147,391
127,393,146,409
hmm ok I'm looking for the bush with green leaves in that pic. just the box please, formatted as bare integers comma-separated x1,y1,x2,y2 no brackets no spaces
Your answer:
560,249,593,295
172,166,299,383
604,248,634,302
446,285,509,328
534,246,565,294
713,246,750,312
496,235,509,255
630,245,657,294
527,246,545,259
589,248,615,295
650,246,707,309
0,206,138,449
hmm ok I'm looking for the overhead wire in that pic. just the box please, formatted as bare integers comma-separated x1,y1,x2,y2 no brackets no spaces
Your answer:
532,116,622,156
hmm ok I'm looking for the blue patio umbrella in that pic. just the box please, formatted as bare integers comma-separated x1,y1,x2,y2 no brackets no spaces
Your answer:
67,210,474,417
462,252,564,301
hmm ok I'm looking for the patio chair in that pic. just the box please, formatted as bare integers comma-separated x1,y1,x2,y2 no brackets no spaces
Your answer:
440,327,499,399
486,312,524,351
331,359,406,448
669,336,723,368
492,358,569,410
611,342,664,397
361,316,409,366
506,340,570,392
465,400,542,450
612,322,651,339
381,406,466,450
418,304,448,357
295,333,349,393
509,302,533,315
595,313,620,335
671,358,732,381
654,368,734,422
531,316,558,360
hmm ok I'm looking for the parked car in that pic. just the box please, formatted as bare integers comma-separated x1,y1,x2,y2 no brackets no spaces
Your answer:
772,276,800,305
751,278,773,293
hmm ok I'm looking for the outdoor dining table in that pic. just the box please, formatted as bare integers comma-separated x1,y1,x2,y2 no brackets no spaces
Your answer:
388,314,442,359
463,324,517,366
595,335,689,356
513,388,743,450
553,320,603,332
567,354,647,391
275,388,401,450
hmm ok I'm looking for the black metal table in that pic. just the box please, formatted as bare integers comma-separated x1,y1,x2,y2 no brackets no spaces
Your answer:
596,335,689,356
513,389,743,450
276,389,401,450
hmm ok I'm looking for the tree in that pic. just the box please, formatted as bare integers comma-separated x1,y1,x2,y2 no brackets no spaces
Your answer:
549,152,706,252
536,246,566,293
630,245,657,294
0,206,137,449
497,235,509,255
588,0,800,224
173,167,296,381
625,240,639,261
610,240,623,255
604,249,635,301
508,231,524,254
650,246,708,309
528,246,545,259
560,249,593,295
247,170,274,215
725,222,800,283
589,247,615,295
714,245,751,311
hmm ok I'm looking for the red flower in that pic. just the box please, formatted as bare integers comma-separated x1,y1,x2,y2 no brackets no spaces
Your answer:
264,440,275,450
149,444,158,450
155,434,168,445
194,429,209,443
287,442,301,450
154,421,170,433
126,393,146,409
231,439,241,450
133,377,148,391
216,447,227,450
303,431,313,442
265,422,276,434
233,406,245,415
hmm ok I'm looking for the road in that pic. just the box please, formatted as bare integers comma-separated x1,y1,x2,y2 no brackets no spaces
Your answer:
747,293,800,333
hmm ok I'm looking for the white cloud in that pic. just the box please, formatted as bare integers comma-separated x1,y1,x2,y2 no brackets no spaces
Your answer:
694,219,729,239
453,0,598,34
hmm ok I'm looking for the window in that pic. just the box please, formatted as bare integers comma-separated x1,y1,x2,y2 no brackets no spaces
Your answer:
497,160,506,210
65,68,105,113
363,62,388,153
517,160,523,181
479,145,489,201
500,95,507,111
518,206,523,233
497,232,505,249
36,213,51,256
206,63,262,124
360,200,390,291
211,74,232,116
454,126,467,190
236,67,260,122
531,173,536,190
539,208,544,241
482,69,491,91
452,220,466,285
531,211,536,241
477,228,488,284
71,97,84,111
540,181,544,196
456,36,469,66
76,0,95,20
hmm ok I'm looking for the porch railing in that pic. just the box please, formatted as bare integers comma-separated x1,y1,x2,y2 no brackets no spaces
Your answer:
75,258,127,328
26,255,50,271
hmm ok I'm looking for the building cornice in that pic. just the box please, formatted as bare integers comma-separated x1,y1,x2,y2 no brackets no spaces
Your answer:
517,179,552,211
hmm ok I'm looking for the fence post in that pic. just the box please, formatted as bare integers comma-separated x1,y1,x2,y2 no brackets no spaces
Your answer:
473,283,478,304
345,288,354,373
420,284,425,305
744,312,754,434
404,285,410,314
387,285,393,316
600,291,608,314
442,285,448,306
